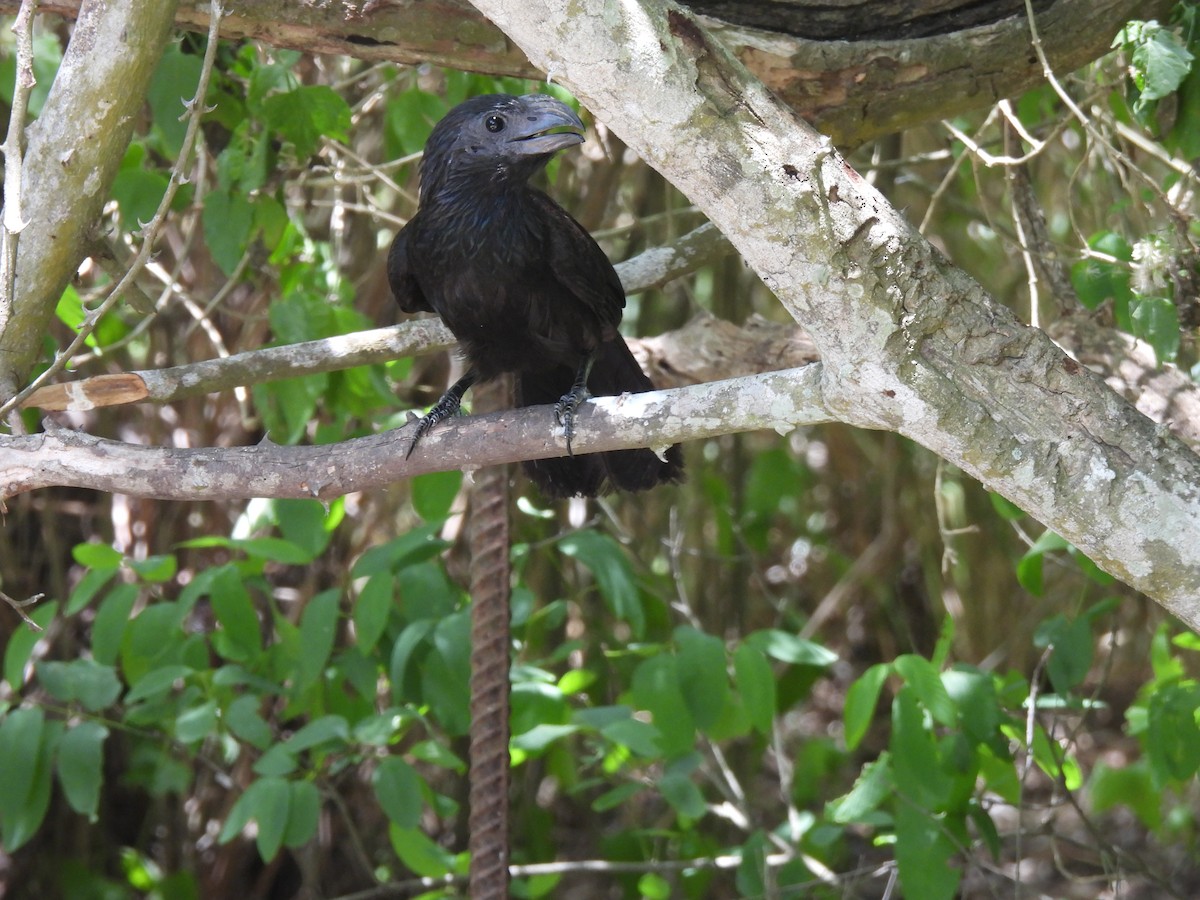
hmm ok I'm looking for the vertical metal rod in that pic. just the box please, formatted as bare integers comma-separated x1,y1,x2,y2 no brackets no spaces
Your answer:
465,375,511,899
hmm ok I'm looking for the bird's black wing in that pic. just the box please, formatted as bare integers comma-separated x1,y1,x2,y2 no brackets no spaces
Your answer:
531,191,626,334
386,218,432,315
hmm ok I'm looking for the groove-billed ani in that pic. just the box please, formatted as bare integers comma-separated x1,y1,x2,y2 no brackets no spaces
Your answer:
387,93,683,497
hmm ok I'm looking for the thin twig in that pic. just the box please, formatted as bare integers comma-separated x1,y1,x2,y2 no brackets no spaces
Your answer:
1,590,45,630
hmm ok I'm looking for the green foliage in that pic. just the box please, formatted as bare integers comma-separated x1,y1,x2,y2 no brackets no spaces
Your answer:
1113,18,1195,116
2,14,1196,897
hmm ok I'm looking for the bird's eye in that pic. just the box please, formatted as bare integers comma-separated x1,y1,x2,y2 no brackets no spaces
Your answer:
484,115,506,133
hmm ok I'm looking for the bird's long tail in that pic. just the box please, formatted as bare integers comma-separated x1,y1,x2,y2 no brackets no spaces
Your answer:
516,339,683,498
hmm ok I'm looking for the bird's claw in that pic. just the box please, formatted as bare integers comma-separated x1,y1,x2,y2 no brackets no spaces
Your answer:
554,386,589,457
404,391,467,459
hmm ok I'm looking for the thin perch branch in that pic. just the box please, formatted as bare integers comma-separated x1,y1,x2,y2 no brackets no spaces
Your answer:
0,366,832,501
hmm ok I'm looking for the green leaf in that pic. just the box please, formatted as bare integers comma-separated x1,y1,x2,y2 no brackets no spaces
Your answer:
422,642,471,737
894,800,961,900
396,562,461,621
411,470,463,521
987,491,1026,520
111,167,170,227
128,554,178,583
72,541,123,569
237,536,316,565
147,41,203,155
942,667,1001,745
1130,296,1180,364
0,712,58,851
638,872,672,900
4,601,59,689
281,715,350,753
893,655,957,727
1017,530,1070,597
264,85,351,157
91,584,138,666
294,590,340,694
735,831,768,898
746,629,837,667
843,663,888,750
828,753,893,823
385,88,447,158
733,643,776,736
389,824,454,878
373,757,424,829
273,499,334,560
592,782,641,812
353,572,394,654
559,531,644,638
284,780,321,848
891,686,952,809
1070,232,1133,311
389,619,436,701
1089,759,1160,828
631,654,694,758
674,626,728,733
1119,20,1194,102
124,664,192,704
225,695,274,750
1146,681,1200,781
66,564,118,615
252,777,292,861
209,567,262,661
599,717,662,758
0,707,46,844
175,700,219,744
253,745,299,778
35,659,122,712
659,771,707,821
350,524,449,578
56,721,109,821
511,723,579,755
1033,615,1094,694
203,188,255,276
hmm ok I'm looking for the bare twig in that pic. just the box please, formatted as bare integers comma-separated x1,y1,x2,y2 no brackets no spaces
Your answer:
1,590,45,630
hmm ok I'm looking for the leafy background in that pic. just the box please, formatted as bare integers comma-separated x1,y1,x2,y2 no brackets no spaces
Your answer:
1,6,1199,898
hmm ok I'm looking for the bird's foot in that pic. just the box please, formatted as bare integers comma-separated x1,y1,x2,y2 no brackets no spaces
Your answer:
553,385,590,457
404,372,477,458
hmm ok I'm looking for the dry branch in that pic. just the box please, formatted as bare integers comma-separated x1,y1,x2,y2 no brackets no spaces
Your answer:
0,367,831,501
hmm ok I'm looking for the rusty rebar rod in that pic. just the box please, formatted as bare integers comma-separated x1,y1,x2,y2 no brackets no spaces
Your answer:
465,375,512,899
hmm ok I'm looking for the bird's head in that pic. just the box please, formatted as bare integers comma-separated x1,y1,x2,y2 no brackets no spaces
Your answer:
419,93,585,200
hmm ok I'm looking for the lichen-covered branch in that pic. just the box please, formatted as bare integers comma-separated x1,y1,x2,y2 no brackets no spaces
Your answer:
467,0,1200,626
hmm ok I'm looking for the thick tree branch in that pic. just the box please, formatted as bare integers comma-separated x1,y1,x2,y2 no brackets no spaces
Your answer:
0,0,178,395
0,367,830,501
0,0,1165,147
466,0,1200,626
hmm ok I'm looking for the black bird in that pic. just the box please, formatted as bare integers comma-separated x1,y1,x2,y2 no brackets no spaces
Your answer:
387,93,683,497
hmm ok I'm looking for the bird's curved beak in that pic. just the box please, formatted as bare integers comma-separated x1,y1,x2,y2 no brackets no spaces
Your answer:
508,95,585,156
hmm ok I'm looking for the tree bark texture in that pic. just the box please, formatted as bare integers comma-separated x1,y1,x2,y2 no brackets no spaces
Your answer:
0,0,1169,146
464,0,1200,625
